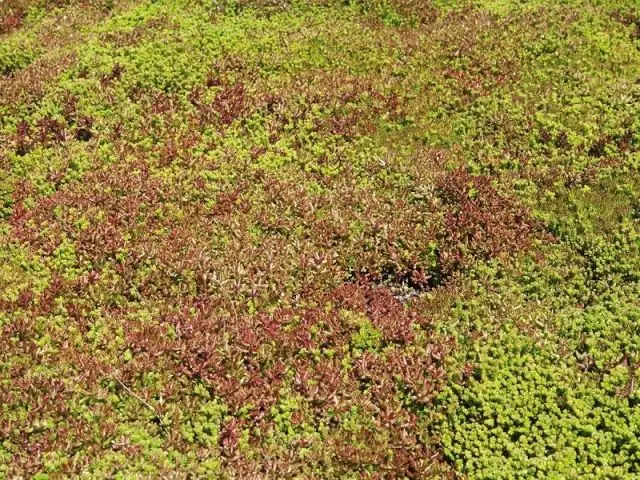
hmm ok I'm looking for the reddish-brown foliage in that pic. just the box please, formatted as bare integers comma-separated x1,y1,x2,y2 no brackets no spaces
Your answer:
437,168,538,272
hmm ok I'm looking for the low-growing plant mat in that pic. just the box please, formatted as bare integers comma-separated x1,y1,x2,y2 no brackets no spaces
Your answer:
1,0,640,478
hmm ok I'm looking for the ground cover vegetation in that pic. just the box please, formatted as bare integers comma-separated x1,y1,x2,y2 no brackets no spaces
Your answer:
1,0,639,477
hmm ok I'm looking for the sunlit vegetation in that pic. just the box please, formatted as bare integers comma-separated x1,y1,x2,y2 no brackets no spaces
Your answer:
1,0,639,477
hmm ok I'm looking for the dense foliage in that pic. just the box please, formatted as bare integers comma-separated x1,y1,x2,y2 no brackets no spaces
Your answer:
1,0,639,477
